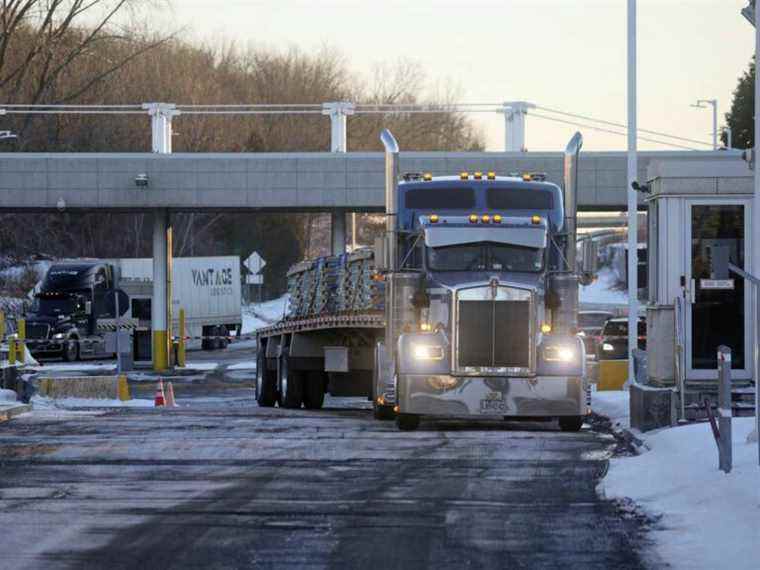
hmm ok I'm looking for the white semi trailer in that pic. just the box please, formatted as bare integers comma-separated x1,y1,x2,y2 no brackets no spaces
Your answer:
25,256,241,360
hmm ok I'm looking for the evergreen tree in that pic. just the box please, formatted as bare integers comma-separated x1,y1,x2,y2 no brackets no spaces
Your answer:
723,58,755,149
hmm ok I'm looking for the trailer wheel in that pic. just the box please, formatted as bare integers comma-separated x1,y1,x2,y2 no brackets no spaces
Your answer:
303,371,326,410
396,413,420,431
255,349,277,407
373,403,395,421
62,337,79,362
558,416,584,432
277,351,303,409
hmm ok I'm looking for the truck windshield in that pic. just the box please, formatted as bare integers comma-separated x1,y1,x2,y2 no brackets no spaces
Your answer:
427,243,544,272
32,297,77,315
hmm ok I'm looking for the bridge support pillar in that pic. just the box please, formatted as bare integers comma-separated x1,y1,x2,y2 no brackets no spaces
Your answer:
501,101,535,152
152,209,172,371
331,211,346,255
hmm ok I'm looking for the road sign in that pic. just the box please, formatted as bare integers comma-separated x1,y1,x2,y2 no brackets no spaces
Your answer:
245,274,263,285
244,252,266,274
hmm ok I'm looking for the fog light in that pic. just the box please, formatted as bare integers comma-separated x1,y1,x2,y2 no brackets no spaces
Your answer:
602,343,614,352
544,344,577,363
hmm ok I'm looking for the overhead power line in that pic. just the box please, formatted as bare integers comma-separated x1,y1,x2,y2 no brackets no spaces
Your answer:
530,112,699,151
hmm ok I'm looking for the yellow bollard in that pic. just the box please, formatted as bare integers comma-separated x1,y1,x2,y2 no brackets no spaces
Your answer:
18,318,25,364
178,308,186,368
8,335,15,365
597,359,629,391
0,311,5,341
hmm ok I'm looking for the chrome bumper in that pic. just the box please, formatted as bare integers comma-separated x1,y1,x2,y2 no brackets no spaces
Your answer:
397,374,588,417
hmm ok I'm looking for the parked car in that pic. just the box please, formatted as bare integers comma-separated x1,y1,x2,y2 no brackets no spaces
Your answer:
596,316,646,360
577,311,616,359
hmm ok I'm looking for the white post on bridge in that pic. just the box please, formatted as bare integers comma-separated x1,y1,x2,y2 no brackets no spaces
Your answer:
144,102,180,370
501,101,534,152
323,102,355,254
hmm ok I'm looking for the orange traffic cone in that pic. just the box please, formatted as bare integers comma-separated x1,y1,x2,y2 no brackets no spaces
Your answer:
154,379,166,407
165,382,178,407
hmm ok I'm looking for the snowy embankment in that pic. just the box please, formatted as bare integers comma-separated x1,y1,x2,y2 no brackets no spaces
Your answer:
595,390,760,569
241,295,288,335
580,267,628,307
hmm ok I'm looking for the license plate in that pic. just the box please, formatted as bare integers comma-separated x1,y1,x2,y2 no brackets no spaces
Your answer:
479,392,507,414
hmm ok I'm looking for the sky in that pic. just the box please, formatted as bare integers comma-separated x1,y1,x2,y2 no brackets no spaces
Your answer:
152,1,754,152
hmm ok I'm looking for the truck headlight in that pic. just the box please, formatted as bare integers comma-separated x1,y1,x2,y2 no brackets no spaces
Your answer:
602,343,614,352
544,344,577,363
52,333,66,340
412,344,444,360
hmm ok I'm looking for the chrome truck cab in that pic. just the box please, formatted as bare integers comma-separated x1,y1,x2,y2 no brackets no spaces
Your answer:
375,130,590,431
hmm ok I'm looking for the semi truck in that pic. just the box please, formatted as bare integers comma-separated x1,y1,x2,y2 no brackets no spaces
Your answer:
256,130,592,431
25,256,241,361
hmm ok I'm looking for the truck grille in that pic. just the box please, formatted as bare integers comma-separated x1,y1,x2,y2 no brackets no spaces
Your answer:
26,323,50,340
457,299,531,370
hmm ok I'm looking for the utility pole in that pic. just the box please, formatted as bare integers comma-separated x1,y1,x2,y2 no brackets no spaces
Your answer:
627,0,639,384
741,0,760,461
691,99,719,150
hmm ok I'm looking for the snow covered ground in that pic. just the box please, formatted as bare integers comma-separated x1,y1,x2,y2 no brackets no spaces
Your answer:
31,395,155,409
595,390,760,570
241,295,288,334
580,267,628,306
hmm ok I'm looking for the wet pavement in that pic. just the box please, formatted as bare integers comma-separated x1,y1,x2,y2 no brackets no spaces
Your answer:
0,364,661,569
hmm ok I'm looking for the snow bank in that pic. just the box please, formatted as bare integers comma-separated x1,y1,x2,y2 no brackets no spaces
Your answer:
242,295,288,334
592,388,631,429
596,391,760,569
580,267,628,306
31,395,155,409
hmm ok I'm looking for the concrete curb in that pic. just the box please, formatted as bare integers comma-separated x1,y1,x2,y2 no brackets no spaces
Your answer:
0,403,32,423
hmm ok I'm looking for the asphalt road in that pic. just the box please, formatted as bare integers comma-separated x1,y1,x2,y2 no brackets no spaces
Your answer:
0,373,660,570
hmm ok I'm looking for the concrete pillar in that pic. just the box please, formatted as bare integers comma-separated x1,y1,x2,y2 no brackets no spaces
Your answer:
152,210,171,371
331,212,346,256
143,102,179,153
324,102,354,254
501,101,534,152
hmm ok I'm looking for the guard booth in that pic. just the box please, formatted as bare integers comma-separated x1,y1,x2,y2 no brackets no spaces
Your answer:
640,156,756,428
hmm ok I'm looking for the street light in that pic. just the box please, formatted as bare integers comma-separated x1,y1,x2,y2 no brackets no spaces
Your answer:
691,99,718,150
741,0,760,462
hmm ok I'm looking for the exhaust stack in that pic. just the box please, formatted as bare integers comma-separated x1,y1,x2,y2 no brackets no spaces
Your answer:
563,132,583,271
381,129,400,271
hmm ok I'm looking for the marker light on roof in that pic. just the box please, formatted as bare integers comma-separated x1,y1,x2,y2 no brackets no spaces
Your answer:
429,214,439,223
531,215,541,225
481,214,490,224
522,173,532,182
487,172,496,180
493,214,502,223
460,172,469,180
469,214,478,223
473,171,482,180
423,172,432,181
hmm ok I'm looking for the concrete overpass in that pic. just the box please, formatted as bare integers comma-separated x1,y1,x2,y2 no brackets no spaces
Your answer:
0,149,744,212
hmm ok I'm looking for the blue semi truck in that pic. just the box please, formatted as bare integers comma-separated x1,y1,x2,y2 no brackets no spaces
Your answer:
256,130,592,431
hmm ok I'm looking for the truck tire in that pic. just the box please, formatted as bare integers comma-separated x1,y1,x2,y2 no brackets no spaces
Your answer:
558,416,584,432
373,403,395,420
277,351,303,409
396,413,420,431
303,371,326,410
62,337,79,362
256,350,277,407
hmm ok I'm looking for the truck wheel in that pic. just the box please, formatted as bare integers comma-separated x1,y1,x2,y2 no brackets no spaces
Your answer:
62,338,79,362
558,416,584,432
303,371,325,410
219,326,229,350
396,413,420,431
256,350,277,407
373,403,395,420
277,352,303,409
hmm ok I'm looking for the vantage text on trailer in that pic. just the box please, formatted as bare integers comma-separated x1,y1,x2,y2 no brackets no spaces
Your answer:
256,130,593,431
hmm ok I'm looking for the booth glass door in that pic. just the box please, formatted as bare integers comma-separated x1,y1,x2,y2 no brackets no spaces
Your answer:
685,201,751,379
